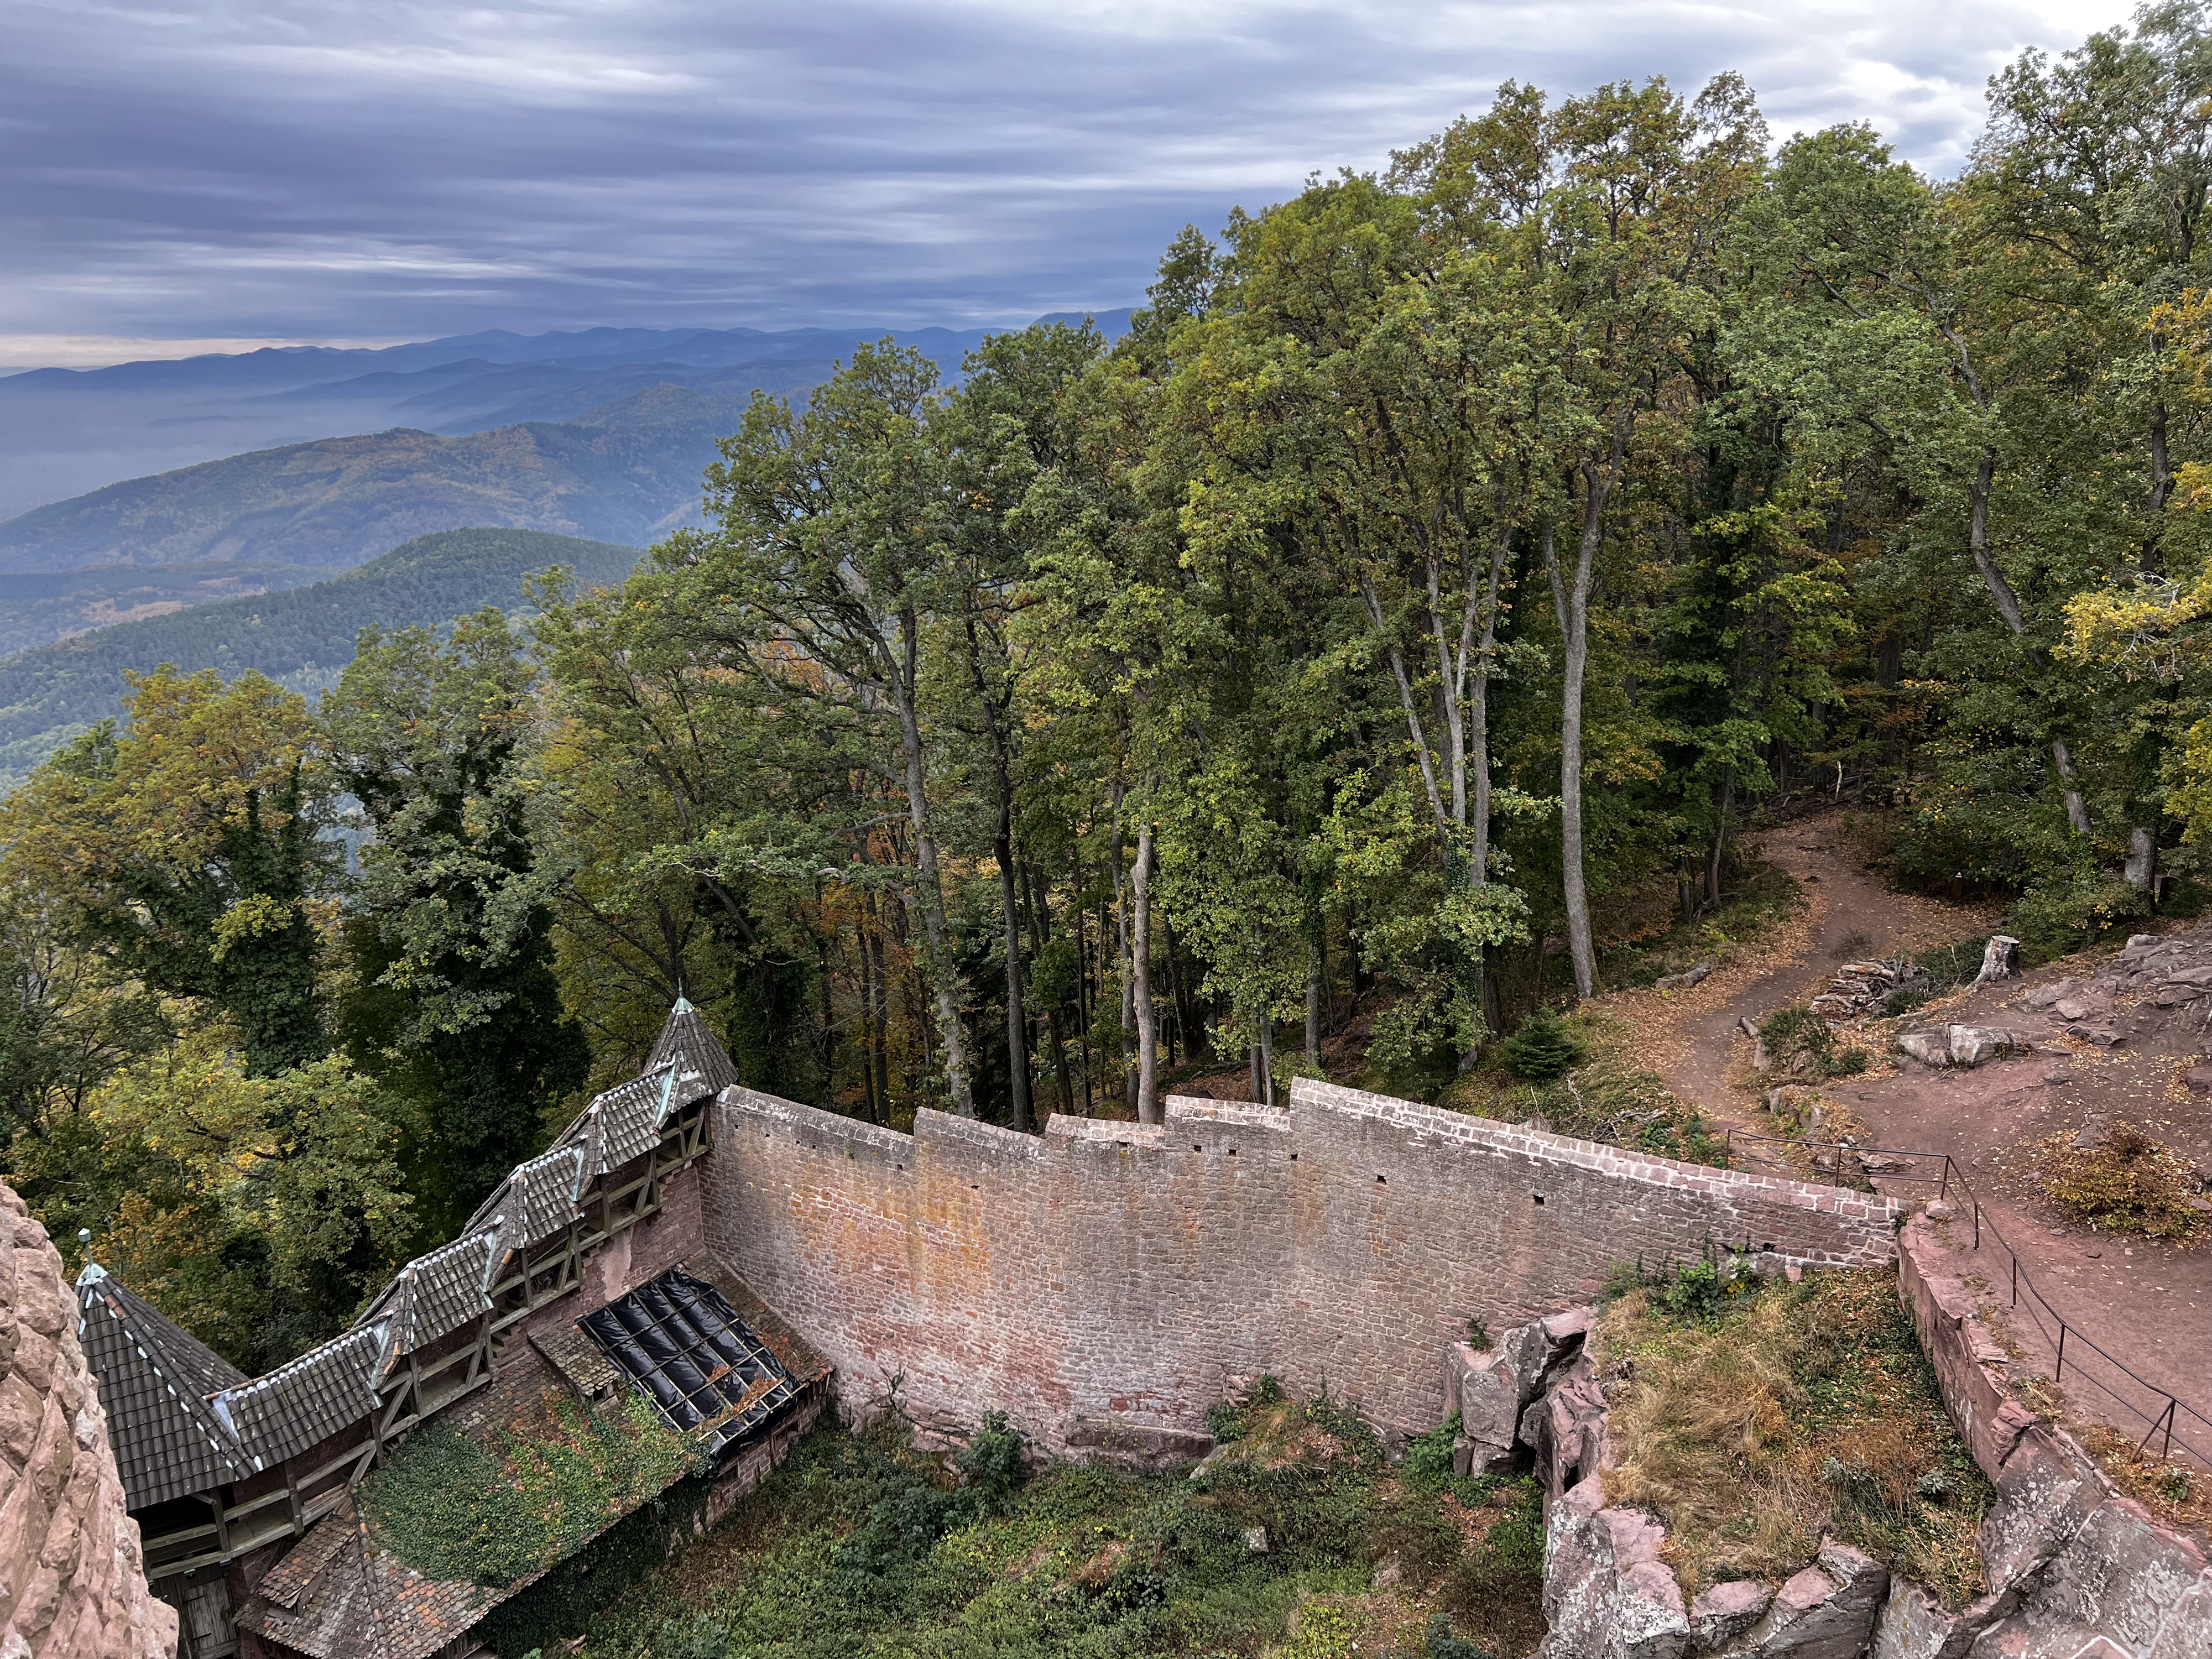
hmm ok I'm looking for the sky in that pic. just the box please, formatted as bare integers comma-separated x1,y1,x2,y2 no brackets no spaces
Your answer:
1,0,2142,370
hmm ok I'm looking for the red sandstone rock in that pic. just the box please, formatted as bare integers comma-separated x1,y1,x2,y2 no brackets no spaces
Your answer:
1689,1579,1773,1650
0,1181,176,1659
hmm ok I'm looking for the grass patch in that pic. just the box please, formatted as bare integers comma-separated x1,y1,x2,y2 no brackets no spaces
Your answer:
538,1397,1546,1659
1454,1010,1730,1169
1599,1267,1992,1609
2032,1121,2209,1244
362,1392,693,1588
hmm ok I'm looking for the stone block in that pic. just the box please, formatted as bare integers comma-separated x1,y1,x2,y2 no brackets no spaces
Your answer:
1457,1350,1521,1453
1948,1026,2014,1067
1538,1477,1691,1659
1896,1030,1953,1068
1730,1538,1887,1659
1689,1579,1772,1651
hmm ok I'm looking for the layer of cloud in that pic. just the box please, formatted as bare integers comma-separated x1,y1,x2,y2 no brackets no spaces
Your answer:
1,0,2137,359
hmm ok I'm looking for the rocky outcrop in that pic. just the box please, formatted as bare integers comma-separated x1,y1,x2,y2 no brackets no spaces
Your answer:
1728,1541,1888,1658
0,1181,177,1659
1519,1238,2212,1659
1893,1024,2034,1069
1542,1475,1691,1659
1445,1307,1595,1477
1889,1214,2211,1659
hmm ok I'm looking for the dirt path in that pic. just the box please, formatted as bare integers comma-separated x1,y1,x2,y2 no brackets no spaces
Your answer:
1613,814,2212,1462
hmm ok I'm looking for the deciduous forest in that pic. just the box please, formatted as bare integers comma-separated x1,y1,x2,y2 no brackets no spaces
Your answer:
7,9,2212,1368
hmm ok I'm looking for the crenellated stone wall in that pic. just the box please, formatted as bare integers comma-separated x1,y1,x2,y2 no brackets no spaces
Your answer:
0,1181,177,1659
701,1076,1899,1453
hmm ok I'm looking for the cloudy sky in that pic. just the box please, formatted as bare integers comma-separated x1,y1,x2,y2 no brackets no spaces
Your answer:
2,0,2138,368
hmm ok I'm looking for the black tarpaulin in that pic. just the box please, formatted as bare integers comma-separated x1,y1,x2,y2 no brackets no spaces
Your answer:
578,1267,801,1457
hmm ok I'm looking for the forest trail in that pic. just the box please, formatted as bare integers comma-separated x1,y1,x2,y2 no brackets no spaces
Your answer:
1615,813,2212,1464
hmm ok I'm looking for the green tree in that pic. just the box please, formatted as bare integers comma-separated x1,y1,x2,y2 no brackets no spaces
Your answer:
325,613,589,1235
0,669,332,1077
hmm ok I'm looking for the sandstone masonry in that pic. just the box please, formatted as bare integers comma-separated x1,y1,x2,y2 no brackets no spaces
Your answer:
701,1074,1898,1451
0,1180,177,1659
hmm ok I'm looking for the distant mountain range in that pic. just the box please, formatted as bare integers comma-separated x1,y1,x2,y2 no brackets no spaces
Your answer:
0,528,643,786
0,312,1134,526
0,385,749,576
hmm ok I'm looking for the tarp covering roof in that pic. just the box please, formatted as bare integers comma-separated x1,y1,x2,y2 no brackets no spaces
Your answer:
580,1266,800,1458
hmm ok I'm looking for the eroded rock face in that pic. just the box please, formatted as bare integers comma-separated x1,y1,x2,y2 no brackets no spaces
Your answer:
1449,1307,1596,1478
1540,1475,1691,1659
1690,1580,1773,1650
0,1182,177,1659
1723,1540,1888,1658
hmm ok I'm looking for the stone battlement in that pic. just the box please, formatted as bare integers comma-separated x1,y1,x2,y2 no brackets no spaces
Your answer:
702,1075,1898,1452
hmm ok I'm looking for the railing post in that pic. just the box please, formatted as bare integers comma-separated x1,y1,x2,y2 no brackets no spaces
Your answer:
2010,1255,2018,1308
1973,1202,1980,1250
2056,1324,2067,1383
1939,1157,1950,1202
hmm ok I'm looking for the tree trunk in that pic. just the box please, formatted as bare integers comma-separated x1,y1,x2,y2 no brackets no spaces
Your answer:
1966,447,2091,834
1110,783,1135,1114
889,619,974,1117
997,841,1031,1131
1306,932,1323,1066
1131,822,1159,1125
2125,826,2157,894
1024,861,1075,1118
1257,1015,1274,1107
1544,509,1600,1001
1706,765,1734,909
965,612,1030,1130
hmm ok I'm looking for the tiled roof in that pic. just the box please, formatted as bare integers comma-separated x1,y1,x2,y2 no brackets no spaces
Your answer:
462,1144,586,1256
589,1064,681,1171
237,1500,497,1659
75,1266,252,1510
213,1324,385,1470
78,998,740,1517
647,996,740,1095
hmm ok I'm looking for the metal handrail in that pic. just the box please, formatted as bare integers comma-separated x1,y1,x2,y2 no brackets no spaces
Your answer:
1721,1128,2210,1469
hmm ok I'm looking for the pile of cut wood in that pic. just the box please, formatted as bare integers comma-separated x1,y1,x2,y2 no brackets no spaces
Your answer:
1808,959,1925,1021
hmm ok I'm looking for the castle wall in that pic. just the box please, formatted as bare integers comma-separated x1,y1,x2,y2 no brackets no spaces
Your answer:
701,1077,1898,1451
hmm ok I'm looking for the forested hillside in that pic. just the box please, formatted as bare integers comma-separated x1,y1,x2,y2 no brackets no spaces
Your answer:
0,559,330,656
0,395,725,572
0,528,642,785
4,14,2208,1369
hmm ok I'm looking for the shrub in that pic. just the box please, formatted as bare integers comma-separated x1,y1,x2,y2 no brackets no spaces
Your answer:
1500,1011,1587,1079
1464,1316,1492,1352
1207,1401,1248,1442
1757,1007,1834,1077
953,1410,1027,1509
2033,1121,2208,1242
1421,1611,1499,1659
1830,1046,1872,1077
2007,875,2150,966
